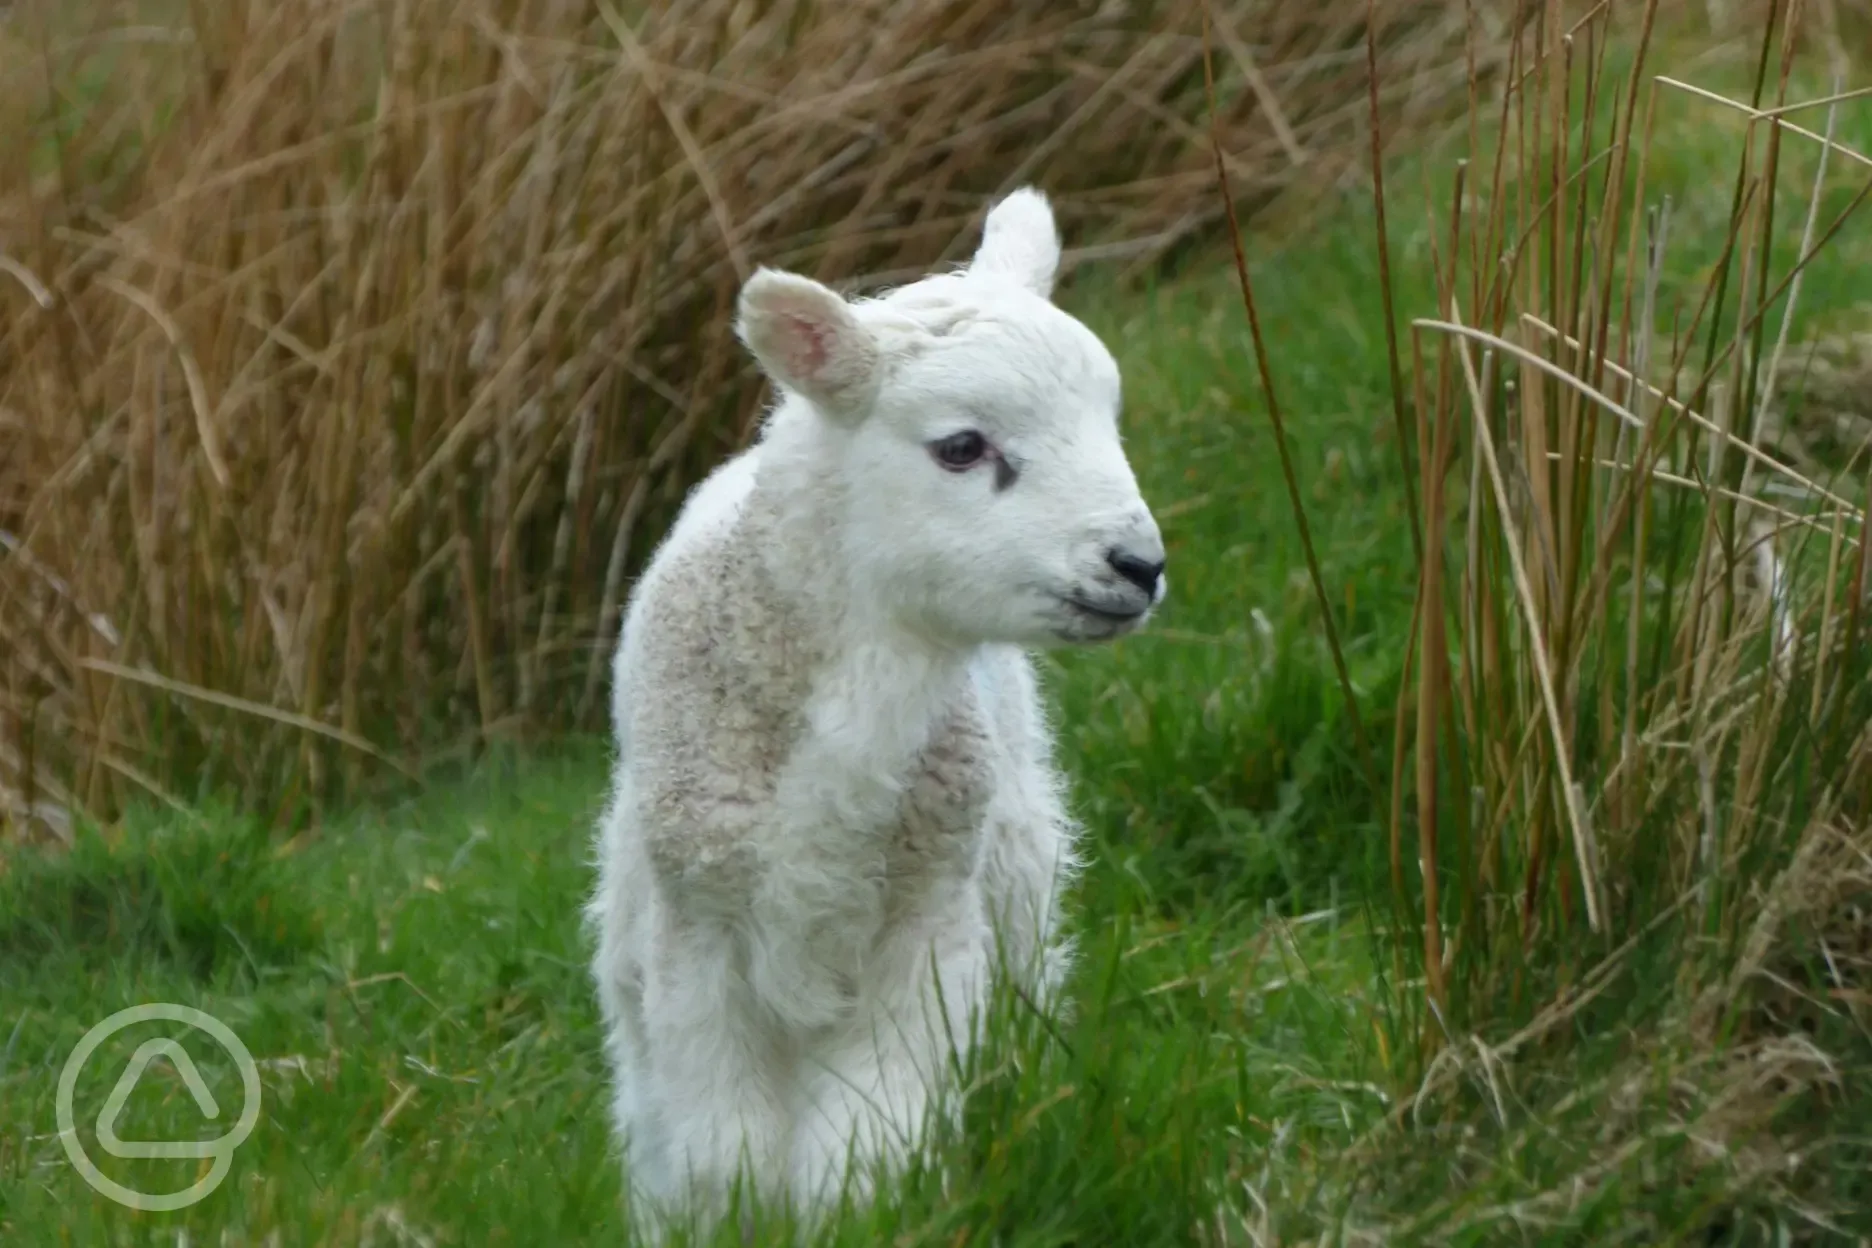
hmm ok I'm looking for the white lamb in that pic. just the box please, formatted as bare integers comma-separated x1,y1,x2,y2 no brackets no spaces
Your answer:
584,187,1166,1233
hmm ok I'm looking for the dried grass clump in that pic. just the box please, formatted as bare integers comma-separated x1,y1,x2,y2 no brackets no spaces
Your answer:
0,0,1513,838
1204,0,1870,1229
1340,817,1871,1240
1361,0,1872,1031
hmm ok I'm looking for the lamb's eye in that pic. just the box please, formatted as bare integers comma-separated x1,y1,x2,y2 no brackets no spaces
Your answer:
931,431,988,470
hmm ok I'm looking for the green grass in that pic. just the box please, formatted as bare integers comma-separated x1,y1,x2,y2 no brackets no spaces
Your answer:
0,749,1391,1245
3,36,1871,1246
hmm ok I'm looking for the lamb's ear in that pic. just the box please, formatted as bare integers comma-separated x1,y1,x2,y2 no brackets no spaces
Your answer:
967,187,1061,299
735,268,881,424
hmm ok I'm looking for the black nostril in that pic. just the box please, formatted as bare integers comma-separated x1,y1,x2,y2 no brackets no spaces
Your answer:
1107,548,1165,594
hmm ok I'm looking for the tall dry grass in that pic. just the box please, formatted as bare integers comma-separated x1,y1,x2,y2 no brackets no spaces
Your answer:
1206,0,1871,1224
0,0,1515,838
1386,0,1869,1031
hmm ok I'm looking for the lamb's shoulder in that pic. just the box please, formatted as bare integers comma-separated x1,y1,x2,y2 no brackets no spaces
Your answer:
887,678,995,881
889,646,1063,887
967,645,1076,833
608,447,762,740
615,458,820,892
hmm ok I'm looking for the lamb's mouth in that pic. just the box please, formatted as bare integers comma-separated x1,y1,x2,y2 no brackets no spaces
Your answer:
1058,596,1150,635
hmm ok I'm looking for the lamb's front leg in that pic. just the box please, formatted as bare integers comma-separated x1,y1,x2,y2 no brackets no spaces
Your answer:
746,794,890,1033
747,655,946,1031
635,917,794,1226
978,791,1080,1016
789,885,990,1211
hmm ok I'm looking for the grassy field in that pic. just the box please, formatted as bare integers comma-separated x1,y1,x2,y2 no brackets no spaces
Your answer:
5,19,1872,1248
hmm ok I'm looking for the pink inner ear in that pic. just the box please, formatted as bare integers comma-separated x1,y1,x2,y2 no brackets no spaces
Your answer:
784,312,831,378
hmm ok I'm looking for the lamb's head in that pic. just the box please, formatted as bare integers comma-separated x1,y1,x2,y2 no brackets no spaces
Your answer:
734,187,1165,650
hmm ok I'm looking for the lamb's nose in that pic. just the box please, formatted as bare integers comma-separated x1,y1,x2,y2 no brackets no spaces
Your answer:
1107,547,1165,595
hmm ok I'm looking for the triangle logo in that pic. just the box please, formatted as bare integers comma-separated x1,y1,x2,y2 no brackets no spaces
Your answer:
95,1038,224,1160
